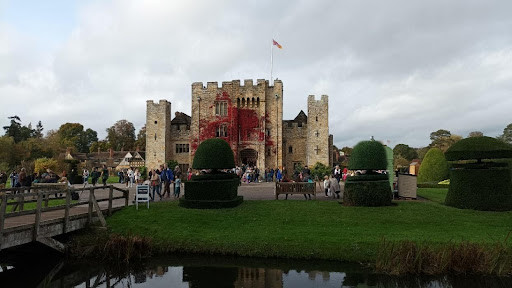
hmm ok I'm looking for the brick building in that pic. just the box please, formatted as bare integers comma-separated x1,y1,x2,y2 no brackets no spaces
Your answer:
145,79,333,176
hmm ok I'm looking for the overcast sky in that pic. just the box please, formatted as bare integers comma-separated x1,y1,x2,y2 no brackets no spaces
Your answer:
1,0,511,148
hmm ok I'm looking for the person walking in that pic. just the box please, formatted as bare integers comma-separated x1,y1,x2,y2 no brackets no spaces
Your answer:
174,176,181,198
329,174,341,199
161,164,174,198
333,165,342,183
83,168,89,187
276,168,282,182
323,175,330,197
127,168,134,188
100,165,109,186
150,168,162,201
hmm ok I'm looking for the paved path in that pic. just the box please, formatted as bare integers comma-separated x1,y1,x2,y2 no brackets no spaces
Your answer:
83,181,344,203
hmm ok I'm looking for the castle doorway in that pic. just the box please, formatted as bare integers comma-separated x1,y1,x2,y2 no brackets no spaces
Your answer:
240,149,258,167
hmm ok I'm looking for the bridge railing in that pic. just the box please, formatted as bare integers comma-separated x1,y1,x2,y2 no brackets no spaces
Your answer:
0,185,129,250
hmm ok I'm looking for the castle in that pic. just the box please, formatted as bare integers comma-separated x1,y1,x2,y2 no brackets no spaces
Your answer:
146,79,333,176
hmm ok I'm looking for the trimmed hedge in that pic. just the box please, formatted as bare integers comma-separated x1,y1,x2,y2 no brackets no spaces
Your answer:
445,167,512,211
343,179,393,207
417,183,449,189
349,141,388,170
417,148,449,183
192,138,235,170
191,173,238,181
181,178,239,201
445,136,512,161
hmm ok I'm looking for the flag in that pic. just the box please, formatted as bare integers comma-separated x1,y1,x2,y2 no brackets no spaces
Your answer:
272,39,282,49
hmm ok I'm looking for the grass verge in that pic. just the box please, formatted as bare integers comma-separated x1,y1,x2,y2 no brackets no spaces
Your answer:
417,188,448,204
92,199,512,275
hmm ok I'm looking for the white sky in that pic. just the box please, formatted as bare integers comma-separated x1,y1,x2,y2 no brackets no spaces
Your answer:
1,0,511,148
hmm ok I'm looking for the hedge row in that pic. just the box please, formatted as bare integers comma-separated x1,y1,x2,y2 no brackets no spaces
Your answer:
445,167,512,211
343,179,393,207
182,178,239,201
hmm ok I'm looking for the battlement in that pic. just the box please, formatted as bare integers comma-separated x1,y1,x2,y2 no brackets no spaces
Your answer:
146,99,171,109
308,95,329,104
191,79,282,91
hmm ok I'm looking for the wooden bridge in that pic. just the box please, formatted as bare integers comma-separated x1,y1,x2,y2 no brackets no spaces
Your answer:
0,185,129,252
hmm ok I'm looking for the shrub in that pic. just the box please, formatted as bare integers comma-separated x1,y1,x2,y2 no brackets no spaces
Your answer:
34,158,58,174
310,162,331,180
417,148,449,183
344,140,392,207
349,141,388,170
192,138,235,170
343,180,392,206
446,167,512,211
445,136,512,161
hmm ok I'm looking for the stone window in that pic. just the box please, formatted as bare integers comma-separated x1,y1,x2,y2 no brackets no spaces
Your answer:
267,147,271,156
315,116,318,122
216,125,228,137
266,129,271,137
175,143,190,153
288,146,293,154
215,101,228,116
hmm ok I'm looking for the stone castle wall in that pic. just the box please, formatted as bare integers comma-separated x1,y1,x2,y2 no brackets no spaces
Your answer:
283,122,308,176
145,100,171,170
306,95,330,167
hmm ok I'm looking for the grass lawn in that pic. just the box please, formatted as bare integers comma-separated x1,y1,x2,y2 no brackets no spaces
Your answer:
7,198,77,211
417,188,448,204
106,199,512,263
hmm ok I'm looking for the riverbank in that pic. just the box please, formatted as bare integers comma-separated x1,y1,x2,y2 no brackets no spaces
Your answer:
71,188,512,275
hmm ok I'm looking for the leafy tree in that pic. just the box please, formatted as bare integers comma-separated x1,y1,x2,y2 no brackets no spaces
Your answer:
90,140,111,153
393,155,410,170
134,125,146,151
468,131,484,138
429,129,461,152
310,162,331,180
106,120,136,151
416,147,430,160
3,116,34,143
167,159,179,170
417,148,449,183
21,137,53,160
34,121,44,138
56,123,98,153
34,158,59,174
340,146,353,156
497,123,512,144
393,144,418,161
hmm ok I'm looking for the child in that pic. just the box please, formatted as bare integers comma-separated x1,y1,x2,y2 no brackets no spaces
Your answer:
323,175,330,197
174,177,181,198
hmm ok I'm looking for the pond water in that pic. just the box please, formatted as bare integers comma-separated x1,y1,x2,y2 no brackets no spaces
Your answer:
1,252,511,287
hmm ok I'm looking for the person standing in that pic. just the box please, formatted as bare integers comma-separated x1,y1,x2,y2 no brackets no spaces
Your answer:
161,164,174,198
91,167,99,186
134,168,141,184
323,175,330,197
127,168,134,188
329,174,341,199
333,165,342,183
150,168,162,200
0,171,7,189
100,165,109,186
83,168,89,187
9,171,17,188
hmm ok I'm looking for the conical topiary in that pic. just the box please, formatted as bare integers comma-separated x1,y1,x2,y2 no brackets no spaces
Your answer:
417,148,448,183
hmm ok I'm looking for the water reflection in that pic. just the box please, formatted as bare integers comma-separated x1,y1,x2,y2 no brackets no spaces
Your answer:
2,254,512,287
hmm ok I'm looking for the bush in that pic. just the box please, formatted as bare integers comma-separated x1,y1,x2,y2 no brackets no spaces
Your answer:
445,167,512,211
343,180,393,206
417,148,449,183
349,141,388,170
310,162,331,180
192,139,235,170
445,136,512,161
181,178,239,201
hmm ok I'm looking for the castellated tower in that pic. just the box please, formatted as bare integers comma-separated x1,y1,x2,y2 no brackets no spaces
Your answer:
306,95,330,167
146,100,172,170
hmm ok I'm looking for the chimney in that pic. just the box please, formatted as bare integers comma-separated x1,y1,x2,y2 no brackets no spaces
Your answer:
109,148,113,159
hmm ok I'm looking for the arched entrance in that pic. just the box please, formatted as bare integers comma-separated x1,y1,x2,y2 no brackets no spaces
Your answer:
240,149,258,167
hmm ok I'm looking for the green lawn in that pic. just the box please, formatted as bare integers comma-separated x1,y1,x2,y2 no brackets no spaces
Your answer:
106,199,512,263
417,188,448,204
7,198,77,211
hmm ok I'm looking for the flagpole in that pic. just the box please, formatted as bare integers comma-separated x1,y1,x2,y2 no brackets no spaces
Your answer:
270,39,273,86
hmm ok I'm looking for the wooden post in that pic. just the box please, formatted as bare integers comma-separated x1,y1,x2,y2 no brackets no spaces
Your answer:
108,185,113,216
0,194,7,249
63,188,71,234
88,187,94,224
34,192,43,241
124,189,129,207
91,192,106,227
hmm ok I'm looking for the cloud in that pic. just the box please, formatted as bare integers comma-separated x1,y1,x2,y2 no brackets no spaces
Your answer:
1,0,512,149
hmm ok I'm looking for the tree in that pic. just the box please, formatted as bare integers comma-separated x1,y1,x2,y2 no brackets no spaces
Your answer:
90,140,111,153
417,148,449,183
56,123,98,153
134,125,146,151
393,144,418,161
468,131,484,138
106,120,136,151
429,129,461,152
3,116,34,143
340,146,353,156
498,123,512,144
310,162,332,180
393,155,410,170
34,121,44,138
77,128,98,153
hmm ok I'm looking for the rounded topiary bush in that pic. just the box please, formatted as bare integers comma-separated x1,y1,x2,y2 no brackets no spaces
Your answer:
344,140,392,207
349,141,388,170
192,138,235,170
417,148,449,183
180,138,242,209
444,136,512,211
